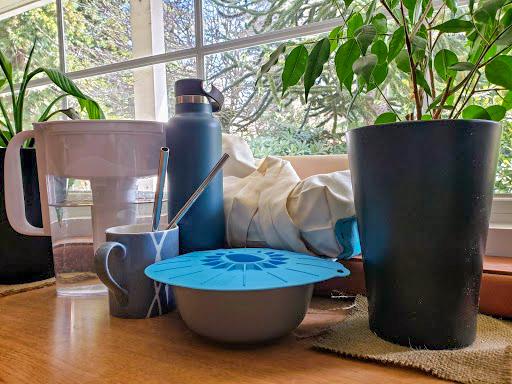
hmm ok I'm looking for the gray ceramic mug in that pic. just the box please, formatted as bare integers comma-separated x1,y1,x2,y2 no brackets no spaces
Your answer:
94,223,179,319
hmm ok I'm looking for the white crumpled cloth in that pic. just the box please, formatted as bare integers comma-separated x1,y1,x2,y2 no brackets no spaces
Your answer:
222,134,357,259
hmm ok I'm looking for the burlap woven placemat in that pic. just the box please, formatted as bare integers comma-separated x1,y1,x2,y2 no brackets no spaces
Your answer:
314,296,512,384
0,278,55,297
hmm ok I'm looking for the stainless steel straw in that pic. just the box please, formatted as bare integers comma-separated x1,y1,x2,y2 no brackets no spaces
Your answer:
152,147,170,232
166,153,230,230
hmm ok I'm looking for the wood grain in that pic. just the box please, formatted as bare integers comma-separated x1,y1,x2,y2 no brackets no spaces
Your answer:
0,287,447,384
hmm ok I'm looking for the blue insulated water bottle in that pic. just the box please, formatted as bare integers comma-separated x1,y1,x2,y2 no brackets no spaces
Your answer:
166,79,225,253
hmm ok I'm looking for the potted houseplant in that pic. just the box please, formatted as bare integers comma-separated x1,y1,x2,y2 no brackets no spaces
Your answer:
0,39,103,283
261,0,509,349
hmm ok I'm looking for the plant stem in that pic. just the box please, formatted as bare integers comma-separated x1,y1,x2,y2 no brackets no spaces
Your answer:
411,0,433,38
433,76,452,119
427,28,436,100
400,0,422,119
376,84,402,120
453,73,480,119
379,0,401,24
0,98,13,137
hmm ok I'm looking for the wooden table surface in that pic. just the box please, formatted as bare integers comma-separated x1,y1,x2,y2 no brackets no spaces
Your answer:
0,287,448,384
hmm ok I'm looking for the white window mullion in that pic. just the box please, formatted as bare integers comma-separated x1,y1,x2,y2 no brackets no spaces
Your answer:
194,0,205,79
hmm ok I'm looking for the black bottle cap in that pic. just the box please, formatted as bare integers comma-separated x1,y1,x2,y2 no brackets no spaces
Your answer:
175,78,224,112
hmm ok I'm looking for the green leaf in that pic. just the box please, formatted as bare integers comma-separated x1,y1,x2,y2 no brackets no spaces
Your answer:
416,70,432,96
485,55,512,89
388,27,405,62
375,112,398,124
403,0,417,11
449,62,476,71
42,68,104,119
344,0,354,7
495,27,512,46
347,13,364,37
304,38,331,102
371,40,388,64
487,105,507,121
502,90,512,109
411,35,427,61
281,45,308,95
434,49,458,81
421,114,433,120
38,94,68,122
443,0,458,14
257,43,286,82
0,50,13,86
432,19,474,33
371,13,388,34
461,105,491,119
368,63,388,90
353,54,378,83
396,50,411,73
335,39,361,91
474,0,507,23
501,7,512,26
355,25,377,55
329,26,342,52
0,78,6,91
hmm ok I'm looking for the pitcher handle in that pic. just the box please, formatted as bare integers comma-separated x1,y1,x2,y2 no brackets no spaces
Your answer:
4,130,45,236
95,242,129,306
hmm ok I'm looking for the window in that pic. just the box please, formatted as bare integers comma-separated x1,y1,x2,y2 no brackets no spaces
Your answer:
0,1,511,213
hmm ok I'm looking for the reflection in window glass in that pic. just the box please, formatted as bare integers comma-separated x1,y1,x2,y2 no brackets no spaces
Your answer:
0,2,59,81
64,0,132,71
203,0,337,45
163,0,195,52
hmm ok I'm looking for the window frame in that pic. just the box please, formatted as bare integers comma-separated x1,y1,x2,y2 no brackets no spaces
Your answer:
1,0,512,256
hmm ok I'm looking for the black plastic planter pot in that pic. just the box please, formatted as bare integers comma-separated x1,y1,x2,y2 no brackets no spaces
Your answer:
0,148,53,284
347,119,501,349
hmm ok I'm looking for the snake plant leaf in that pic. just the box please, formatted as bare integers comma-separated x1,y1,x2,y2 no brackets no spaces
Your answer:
353,54,378,83
387,27,405,62
486,105,507,121
434,49,458,81
355,25,377,55
375,112,398,124
461,105,491,119
371,40,388,64
474,0,507,23
335,39,361,91
415,70,432,96
485,55,512,89
449,62,475,71
432,19,474,33
304,38,330,102
42,68,104,119
347,13,364,37
0,50,13,87
0,78,6,91
371,13,388,34
281,45,308,95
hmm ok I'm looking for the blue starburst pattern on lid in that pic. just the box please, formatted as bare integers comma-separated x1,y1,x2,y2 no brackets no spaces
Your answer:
145,248,350,292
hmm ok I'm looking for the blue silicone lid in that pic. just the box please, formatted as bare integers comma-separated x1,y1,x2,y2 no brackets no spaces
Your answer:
144,248,350,291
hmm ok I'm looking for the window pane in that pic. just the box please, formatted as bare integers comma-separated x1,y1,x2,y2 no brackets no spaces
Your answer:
206,41,388,157
163,0,195,52
0,2,59,81
166,58,197,115
71,70,135,119
64,0,132,71
203,0,337,45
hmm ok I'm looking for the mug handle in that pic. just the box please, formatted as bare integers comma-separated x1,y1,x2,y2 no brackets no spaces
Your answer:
94,242,129,306
4,130,45,236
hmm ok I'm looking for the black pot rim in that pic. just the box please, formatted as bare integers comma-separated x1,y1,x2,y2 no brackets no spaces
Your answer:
348,118,500,133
